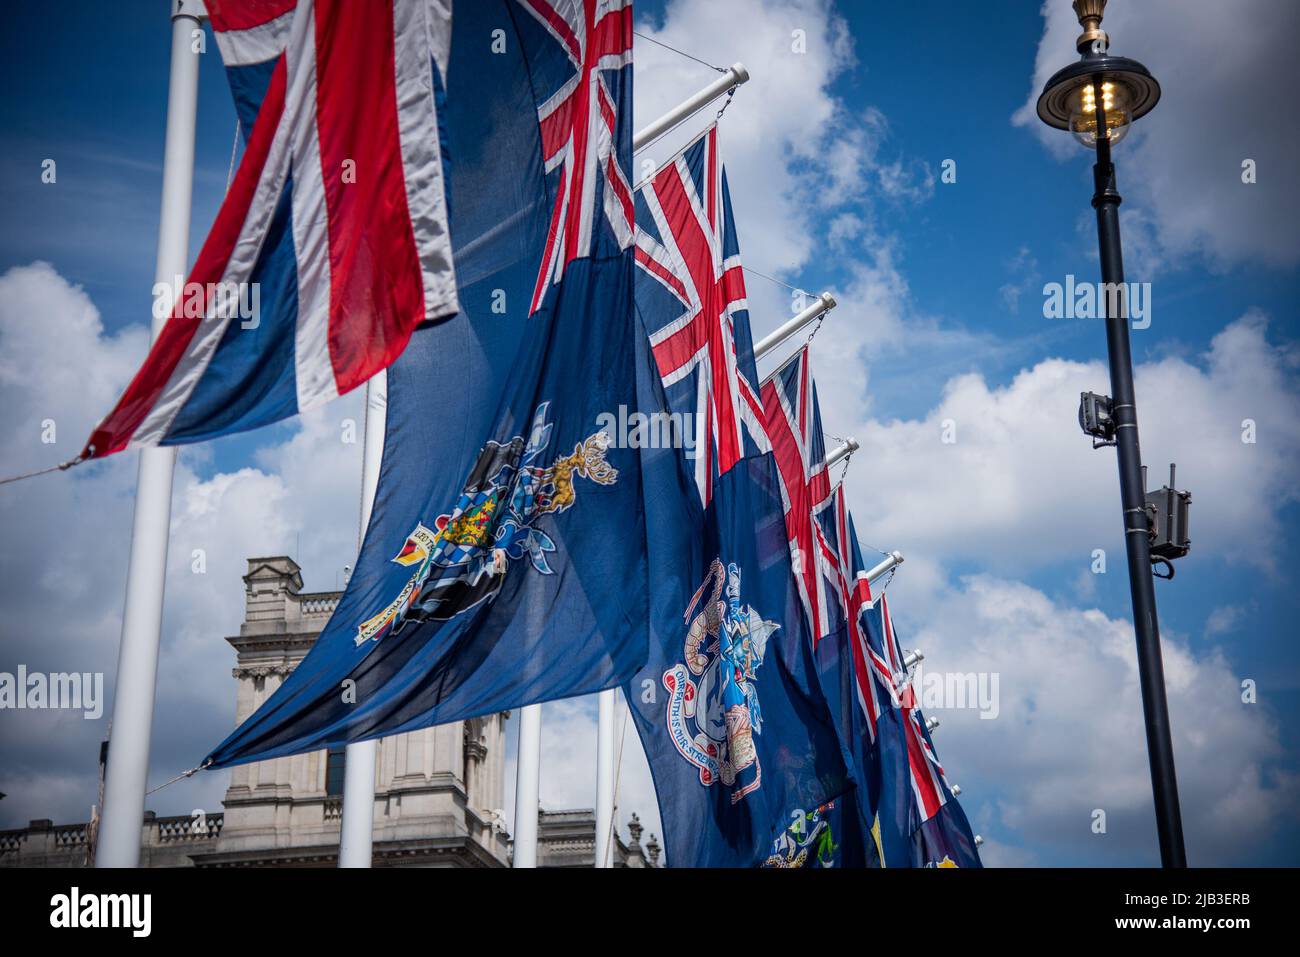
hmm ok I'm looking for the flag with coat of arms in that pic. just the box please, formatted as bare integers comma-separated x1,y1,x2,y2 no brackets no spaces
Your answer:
626,125,855,867
758,345,879,864
204,0,655,767
861,592,982,867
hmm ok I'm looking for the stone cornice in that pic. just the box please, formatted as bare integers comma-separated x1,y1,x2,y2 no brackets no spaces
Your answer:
231,664,296,680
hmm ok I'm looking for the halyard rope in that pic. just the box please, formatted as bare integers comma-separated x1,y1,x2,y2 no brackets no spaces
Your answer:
632,31,727,74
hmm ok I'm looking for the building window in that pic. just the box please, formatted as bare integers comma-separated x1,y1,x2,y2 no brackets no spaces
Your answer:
325,746,346,796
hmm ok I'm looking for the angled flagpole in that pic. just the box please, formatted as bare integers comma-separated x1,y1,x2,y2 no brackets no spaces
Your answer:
754,293,836,360
863,549,903,585
96,0,206,868
825,437,859,469
633,63,749,151
337,372,387,867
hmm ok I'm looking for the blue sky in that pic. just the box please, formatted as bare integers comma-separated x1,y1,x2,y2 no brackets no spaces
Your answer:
0,0,1296,866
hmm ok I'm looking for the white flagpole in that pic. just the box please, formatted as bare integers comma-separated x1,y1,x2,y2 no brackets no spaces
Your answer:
633,63,749,151
594,688,616,867
824,437,859,469
754,293,836,360
337,371,386,867
513,703,542,867
863,549,904,585
95,0,206,868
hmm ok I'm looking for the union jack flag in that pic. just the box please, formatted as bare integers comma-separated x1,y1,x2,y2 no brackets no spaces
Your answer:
759,345,838,642
634,124,769,503
824,490,980,863
801,421,977,862
84,0,458,458
873,593,949,824
872,592,982,864
521,0,635,314
820,485,884,743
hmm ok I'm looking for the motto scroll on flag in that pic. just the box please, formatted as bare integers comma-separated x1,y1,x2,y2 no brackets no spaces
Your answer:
82,0,457,458
203,0,649,767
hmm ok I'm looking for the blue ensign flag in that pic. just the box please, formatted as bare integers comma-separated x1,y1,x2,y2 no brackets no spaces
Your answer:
631,447,856,867
863,593,983,867
759,349,876,865
807,489,881,865
626,127,853,867
204,0,645,768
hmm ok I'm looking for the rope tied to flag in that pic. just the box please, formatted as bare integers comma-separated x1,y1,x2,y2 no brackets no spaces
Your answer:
0,451,87,487
145,758,213,796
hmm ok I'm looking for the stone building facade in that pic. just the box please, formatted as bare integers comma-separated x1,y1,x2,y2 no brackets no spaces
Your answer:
0,557,659,868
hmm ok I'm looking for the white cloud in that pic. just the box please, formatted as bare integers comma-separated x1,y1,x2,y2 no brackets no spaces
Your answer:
1204,603,1246,640
1014,0,1300,271
636,0,927,280
832,313,1300,576
0,261,148,472
0,262,363,826
888,572,1300,865
999,247,1039,314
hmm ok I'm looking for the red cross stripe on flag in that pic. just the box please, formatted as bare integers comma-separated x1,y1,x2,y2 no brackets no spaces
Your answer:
760,345,835,642
878,593,949,824
83,0,461,458
635,124,768,503
820,486,884,742
847,567,882,741
521,0,634,314
847,565,883,741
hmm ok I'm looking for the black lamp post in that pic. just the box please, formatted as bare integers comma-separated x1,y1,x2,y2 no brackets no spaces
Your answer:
1036,0,1187,868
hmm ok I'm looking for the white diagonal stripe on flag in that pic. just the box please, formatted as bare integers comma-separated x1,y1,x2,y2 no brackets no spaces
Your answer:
392,0,459,328
287,1,338,412
132,18,305,447
213,10,294,67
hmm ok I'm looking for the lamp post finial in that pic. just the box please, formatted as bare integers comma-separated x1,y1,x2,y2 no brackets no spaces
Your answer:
1072,0,1108,52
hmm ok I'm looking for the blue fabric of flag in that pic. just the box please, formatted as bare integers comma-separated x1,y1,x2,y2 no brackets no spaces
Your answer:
204,0,645,768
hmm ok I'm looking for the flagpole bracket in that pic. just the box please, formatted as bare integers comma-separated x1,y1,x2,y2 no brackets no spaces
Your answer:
755,291,837,361
824,436,858,470
633,62,751,152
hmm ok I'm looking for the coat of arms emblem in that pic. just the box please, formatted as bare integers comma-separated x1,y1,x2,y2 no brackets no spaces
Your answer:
356,402,617,645
662,558,777,804
763,801,840,868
